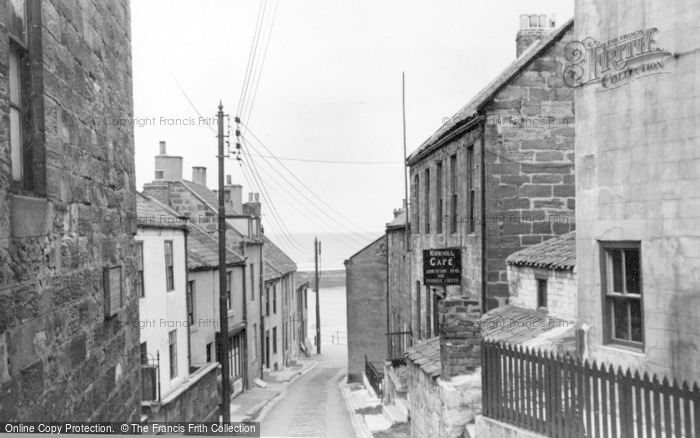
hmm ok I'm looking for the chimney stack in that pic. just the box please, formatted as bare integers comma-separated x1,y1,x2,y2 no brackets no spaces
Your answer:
224,175,242,212
245,192,261,217
154,141,183,180
192,167,207,187
516,13,556,58
393,208,403,219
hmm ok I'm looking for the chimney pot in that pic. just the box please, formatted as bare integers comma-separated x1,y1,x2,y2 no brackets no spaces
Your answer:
192,167,207,187
538,14,547,27
159,141,167,155
226,174,232,185
520,14,529,29
529,14,538,27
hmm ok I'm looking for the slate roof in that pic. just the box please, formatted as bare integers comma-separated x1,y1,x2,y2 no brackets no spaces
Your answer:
407,19,574,165
506,232,576,270
181,180,240,217
188,223,245,271
404,338,441,379
262,235,297,281
386,211,407,230
136,192,187,230
481,305,570,344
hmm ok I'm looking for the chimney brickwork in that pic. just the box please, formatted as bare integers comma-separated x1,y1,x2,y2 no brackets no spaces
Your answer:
516,13,556,58
439,297,482,380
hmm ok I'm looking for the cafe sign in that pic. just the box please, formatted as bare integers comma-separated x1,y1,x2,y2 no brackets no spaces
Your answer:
423,248,461,286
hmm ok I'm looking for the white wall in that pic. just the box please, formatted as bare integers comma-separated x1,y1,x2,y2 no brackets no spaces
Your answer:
137,228,189,398
508,265,577,322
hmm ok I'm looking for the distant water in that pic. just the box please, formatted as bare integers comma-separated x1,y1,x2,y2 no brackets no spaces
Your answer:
308,286,348,345
266,231,382,271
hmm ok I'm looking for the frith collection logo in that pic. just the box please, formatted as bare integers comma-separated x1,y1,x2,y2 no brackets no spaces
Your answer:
564,27,674,90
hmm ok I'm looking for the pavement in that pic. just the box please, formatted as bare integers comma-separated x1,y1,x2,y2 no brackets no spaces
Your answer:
259,343,355,437
229,357,319,423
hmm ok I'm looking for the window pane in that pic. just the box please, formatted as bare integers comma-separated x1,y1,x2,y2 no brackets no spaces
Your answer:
9,50,21,105
630,299,643,342
612,299,629,340
9,0,27,43
625,249,641,294
611,249,623,292
10,108,23,182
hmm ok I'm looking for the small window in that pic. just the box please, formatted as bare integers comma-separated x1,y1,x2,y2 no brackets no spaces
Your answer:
140,342,148,365
424,168,431,234
250,263,255,301
537,278,548,308
414,174,420,235
273,284,277,314
467,146,475,234
226,271,232,310
601,242,643,349
252,324,258,359
135,242,144,298
450,154,458,234
436,161,443,234
206,343,212,363
169,330,178,379
187,280,195,325
273,327,278,354
266,287,270,316
103,265,123,318
164,241,174,291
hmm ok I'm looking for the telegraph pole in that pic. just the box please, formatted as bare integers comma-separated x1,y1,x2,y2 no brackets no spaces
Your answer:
217,102,231,423
314,237,321,354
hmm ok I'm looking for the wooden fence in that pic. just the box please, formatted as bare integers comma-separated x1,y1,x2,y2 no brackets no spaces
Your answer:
482,340,700,437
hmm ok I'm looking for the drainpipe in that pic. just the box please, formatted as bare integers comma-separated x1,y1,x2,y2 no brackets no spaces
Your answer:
479,114,488,313
258,241,264,380
184,228,192,372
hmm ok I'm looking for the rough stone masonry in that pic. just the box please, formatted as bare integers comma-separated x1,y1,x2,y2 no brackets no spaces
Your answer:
0,0,140,421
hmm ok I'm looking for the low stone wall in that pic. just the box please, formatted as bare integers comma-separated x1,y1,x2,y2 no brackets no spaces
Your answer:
407,363,482,438
142,363,220,422
475,416,547,438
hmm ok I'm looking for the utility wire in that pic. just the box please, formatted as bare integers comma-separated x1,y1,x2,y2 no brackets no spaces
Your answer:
237,0,268,118
240,135,376,245
241,146,375,249
246,154,402,165
241,0,279,125
241,126,379,239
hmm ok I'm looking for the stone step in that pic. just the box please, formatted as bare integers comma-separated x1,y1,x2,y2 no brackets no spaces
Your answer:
395,398,410,418
364,414,392,431
383,404,408,424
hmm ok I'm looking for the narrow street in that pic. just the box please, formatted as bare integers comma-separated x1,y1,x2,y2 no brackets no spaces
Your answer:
260,344,354,438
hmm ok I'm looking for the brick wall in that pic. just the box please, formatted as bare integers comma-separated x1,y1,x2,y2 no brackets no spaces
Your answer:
0,0,139,421
508,265,577,321
345,236,387,381
439,298,482,379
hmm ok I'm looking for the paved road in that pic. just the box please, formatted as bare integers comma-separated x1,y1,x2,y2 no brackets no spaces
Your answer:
260,344,354,438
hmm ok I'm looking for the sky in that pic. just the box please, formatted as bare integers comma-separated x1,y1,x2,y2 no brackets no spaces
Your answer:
130,0,574,262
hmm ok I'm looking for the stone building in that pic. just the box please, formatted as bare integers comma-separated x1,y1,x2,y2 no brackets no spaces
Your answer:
344,235,388,382
406,15,576,317
262,234,299,372
185,215,247,398
143,143,264,390
386,207,412,359
574,0,700,384
506,231,576,322
0,0,140,421
136,193,221,421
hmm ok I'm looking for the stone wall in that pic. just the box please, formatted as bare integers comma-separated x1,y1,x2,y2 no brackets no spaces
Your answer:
508,265,577,321
407,364,482,438
439,298,482,379
345,236,387,381
143,363,220,423
387,225,411,336
482,21,577,309
575,0,700,385
0,0,139,421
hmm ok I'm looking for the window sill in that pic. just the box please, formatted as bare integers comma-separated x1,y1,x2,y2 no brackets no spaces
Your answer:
599,343,645,357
